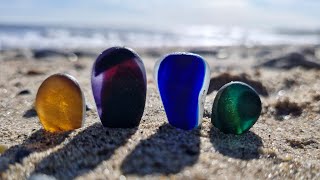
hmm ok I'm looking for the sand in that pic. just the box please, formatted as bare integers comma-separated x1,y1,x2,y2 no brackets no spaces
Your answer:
0,45,319,180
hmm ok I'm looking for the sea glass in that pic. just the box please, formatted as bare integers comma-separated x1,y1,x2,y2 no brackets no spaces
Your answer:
91,47,147,128
211,81,262,134
35,74,85,132
154,53,210,130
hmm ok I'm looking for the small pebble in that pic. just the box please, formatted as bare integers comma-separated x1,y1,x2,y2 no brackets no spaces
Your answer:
26,69,45,76
17,89,31,95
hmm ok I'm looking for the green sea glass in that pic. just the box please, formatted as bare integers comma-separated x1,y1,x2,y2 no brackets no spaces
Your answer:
211,81,262,134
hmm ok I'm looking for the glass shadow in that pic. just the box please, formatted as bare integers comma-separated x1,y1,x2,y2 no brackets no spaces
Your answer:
32,123,136,179
210,126,263,160
121,124,200,175
0,129,70,173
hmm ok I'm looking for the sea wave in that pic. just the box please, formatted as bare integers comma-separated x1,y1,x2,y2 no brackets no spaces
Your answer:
0,24,319,50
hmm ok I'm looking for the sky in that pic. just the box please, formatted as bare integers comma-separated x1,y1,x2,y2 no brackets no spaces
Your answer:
0,0,319,30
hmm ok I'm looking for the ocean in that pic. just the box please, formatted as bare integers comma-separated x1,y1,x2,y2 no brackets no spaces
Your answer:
0,24,319,50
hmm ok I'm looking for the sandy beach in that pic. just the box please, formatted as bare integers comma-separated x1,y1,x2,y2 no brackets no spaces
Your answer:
0,45,320,179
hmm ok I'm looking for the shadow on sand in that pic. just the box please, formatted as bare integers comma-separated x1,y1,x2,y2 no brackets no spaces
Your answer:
210,126,263,160
32,123,137,179
0,129,70,173
121,124,200,175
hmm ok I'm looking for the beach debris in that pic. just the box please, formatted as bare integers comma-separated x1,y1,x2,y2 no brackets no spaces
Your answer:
286,139,318,149
208,72,268,96
25,69,46,76
256,52,320,69
15,148,32,163
17,89,31,95
92,47,146,128
0,144,8,154
35,74,85,132
211,82,261,135
274,98,303,117
155,52,210,130
23,108,37,118
33,49,70,59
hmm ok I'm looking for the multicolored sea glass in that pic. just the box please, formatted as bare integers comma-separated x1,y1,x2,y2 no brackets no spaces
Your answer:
35,74,85,132
154,53,210,130
211,81,262,134
91,47,147,128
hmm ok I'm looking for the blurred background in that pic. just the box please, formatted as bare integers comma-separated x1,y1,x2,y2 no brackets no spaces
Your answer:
0,0,319,49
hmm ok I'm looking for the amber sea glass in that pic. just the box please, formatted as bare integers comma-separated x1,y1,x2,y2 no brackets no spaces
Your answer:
35,74,85,132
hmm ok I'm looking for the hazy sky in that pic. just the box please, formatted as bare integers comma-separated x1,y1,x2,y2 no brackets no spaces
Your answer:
0,0,319,29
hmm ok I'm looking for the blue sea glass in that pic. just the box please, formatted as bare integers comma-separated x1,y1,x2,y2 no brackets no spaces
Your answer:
154,53,210,130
